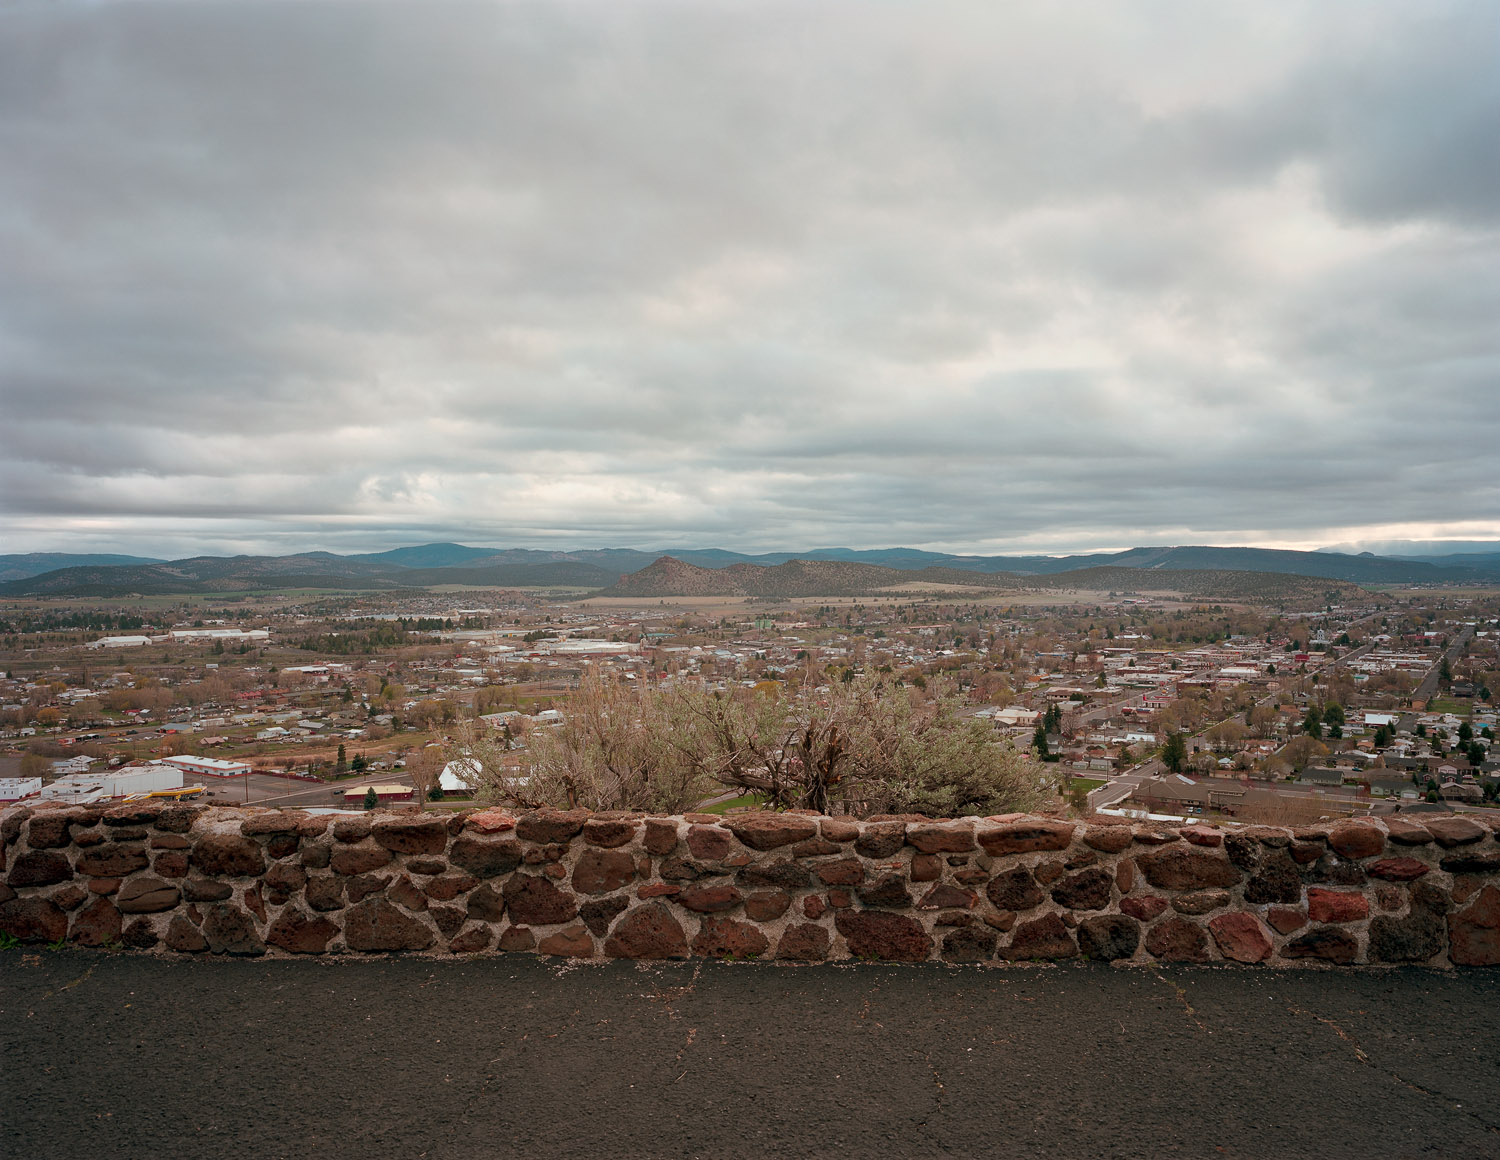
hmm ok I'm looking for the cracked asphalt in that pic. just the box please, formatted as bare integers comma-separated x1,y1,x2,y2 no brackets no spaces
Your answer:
4,951,1499,1159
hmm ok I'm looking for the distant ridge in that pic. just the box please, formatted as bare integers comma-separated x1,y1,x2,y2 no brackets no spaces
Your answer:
1,540,1496,597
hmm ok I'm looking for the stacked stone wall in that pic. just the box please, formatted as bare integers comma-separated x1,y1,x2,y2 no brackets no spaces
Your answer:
3,802,1499,965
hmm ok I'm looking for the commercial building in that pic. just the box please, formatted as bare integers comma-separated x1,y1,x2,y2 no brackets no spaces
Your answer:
160,755,252,778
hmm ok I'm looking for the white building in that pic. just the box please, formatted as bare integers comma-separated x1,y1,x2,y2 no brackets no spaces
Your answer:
42,765,184,803
87,635,155,649
0,777,43,802
160,755,252,778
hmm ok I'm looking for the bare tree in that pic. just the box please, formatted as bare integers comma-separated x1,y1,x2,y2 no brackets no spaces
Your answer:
406,745,446,811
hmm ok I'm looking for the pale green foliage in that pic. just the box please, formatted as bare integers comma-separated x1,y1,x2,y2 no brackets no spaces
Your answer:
455,670,1044,818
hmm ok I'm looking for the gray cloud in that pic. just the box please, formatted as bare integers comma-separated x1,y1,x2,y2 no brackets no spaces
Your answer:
1,0,1497,559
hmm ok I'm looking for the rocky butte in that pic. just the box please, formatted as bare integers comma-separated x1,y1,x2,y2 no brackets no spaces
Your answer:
3,802,1499,966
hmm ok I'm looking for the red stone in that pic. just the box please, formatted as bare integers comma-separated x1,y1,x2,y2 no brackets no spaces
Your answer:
1306,888,1369,924
1266,906,1307,934
240,813,302,835
537,924,596,958
1116,861,1135,893
637,882,680,899
820,818,859,843
1004,912,1078,961
814,857,866,886
803,895,827,919
692,916,770,959
583,819,638,848
978,821,1076,856
1179,826,1224,847
1144,917,1210,963
777,923,831,961
677,885,743,913
1383,819,1432,845
423,874,479,902
643,819,679,855
266,908,338,953
1327,822,1384,861
1121,896,1168,922
726,813,820,851
449,925,494,954
835,909,934,962
685,824,734,861
502,875,577,925
572,848,636,895
604,903,689,959
1208,913,1273,962
1082,826,1134,853
906,823,975,854
69,896,122,946
498,925,535,952
1449,885,1500,967
909,854,942,882
1368,858,1430,882
730,889,781,922
464,808,517,834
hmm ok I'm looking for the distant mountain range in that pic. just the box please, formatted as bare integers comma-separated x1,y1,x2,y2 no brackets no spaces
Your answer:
0,540,1496,597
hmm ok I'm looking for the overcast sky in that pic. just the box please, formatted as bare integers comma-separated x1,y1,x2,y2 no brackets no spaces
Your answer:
2,1,1496,560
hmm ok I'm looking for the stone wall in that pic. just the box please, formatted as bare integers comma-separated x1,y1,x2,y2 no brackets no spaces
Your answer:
3,802,1498,965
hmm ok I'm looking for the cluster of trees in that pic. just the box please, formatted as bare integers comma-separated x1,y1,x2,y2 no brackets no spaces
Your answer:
448,672,1045,818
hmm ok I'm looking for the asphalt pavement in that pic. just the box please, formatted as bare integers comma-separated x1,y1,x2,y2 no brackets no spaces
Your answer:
4,951,1499,1159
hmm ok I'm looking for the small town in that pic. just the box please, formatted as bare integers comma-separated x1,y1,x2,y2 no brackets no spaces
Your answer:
4,579,1496,826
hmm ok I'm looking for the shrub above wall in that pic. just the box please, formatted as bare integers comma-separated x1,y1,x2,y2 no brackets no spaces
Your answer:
3,802,1499,966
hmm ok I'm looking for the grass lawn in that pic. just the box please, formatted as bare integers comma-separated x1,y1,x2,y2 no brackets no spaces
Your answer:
698,793,769,815
1428,697,1473,716
1067,777,1108,792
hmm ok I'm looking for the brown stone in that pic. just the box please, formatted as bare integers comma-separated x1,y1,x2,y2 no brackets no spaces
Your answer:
165,914,208,952
1077,914,1140,962
637,883,680,899
1004,912,1078,961
26,812,80,849
939,925,998,962
1136,847,1242,892
1209,913,1273,963
1375,885,1404,912
1173,890,1230,916
854,822,906,859
1266,906,1307,934
790,837,842,857
1133,829,1181,845
68,896,122,946
516,808,590,844
802,895,826,920
423,874,478,902
1289,842,1323,865
502,875,577,926
7,850,72,888
150,833,191,850
449,925,494,954
153,805,205,834
0,896,68,943
835,909,933,962
1050,867,1112,911
909,853,942,883
583,819,638,848
1116,861,1135,893
918,884,978,911
466,883,506,926
1082,825,1134,853
1383,818,1433,845
978,821,1076,856
1327,821,1384,861
820,818,859,843
388,874,428,912
736,861,810,890
329,842,394,876
604,902,689,959
244,884,266,922
573,848,637,895
464,808,516,834
201,902,265,955
1243,850,1302,905
49,884,85,911
1368,857,1430,881
537,924,596,958
429,905,466,937
371,816,449,855
1144,917,1210,963
814,857,866,886
332,817,372,842
449,834,523,879
191,833,266,877
827,889,853,909
152,851,188,879
777,922,831,961
343,896,434,951
906,823,975,854
580,895,629,936
676,885,742,913
1307,888,1369,924
301,844,332,870
263,862,307,904
986,866,1044,911
182,877,232,902
306,874,345,911
858,873,912,908
266,908,338,953
1121,896,1169,922
240,813,301,836
1179,826,1224,847
116,876,180,913
1424,817,1486,848
407,856,447,875
953,865,989,886
76,843,150,878
685,825,734,862
643,819,680,855
726,813,819,851
345,873,391,904
1440,852,1500,875
1449,885,1500,967
692,916,770,959
1282,926,1358,963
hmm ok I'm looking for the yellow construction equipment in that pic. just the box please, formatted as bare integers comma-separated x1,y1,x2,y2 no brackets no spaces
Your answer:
121,785,208,802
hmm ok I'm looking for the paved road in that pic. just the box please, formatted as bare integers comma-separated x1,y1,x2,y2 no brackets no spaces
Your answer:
5,951,1499,1159
1415,626,1475,704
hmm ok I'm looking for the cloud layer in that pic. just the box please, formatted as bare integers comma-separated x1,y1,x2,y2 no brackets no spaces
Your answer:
2,0,1497,557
